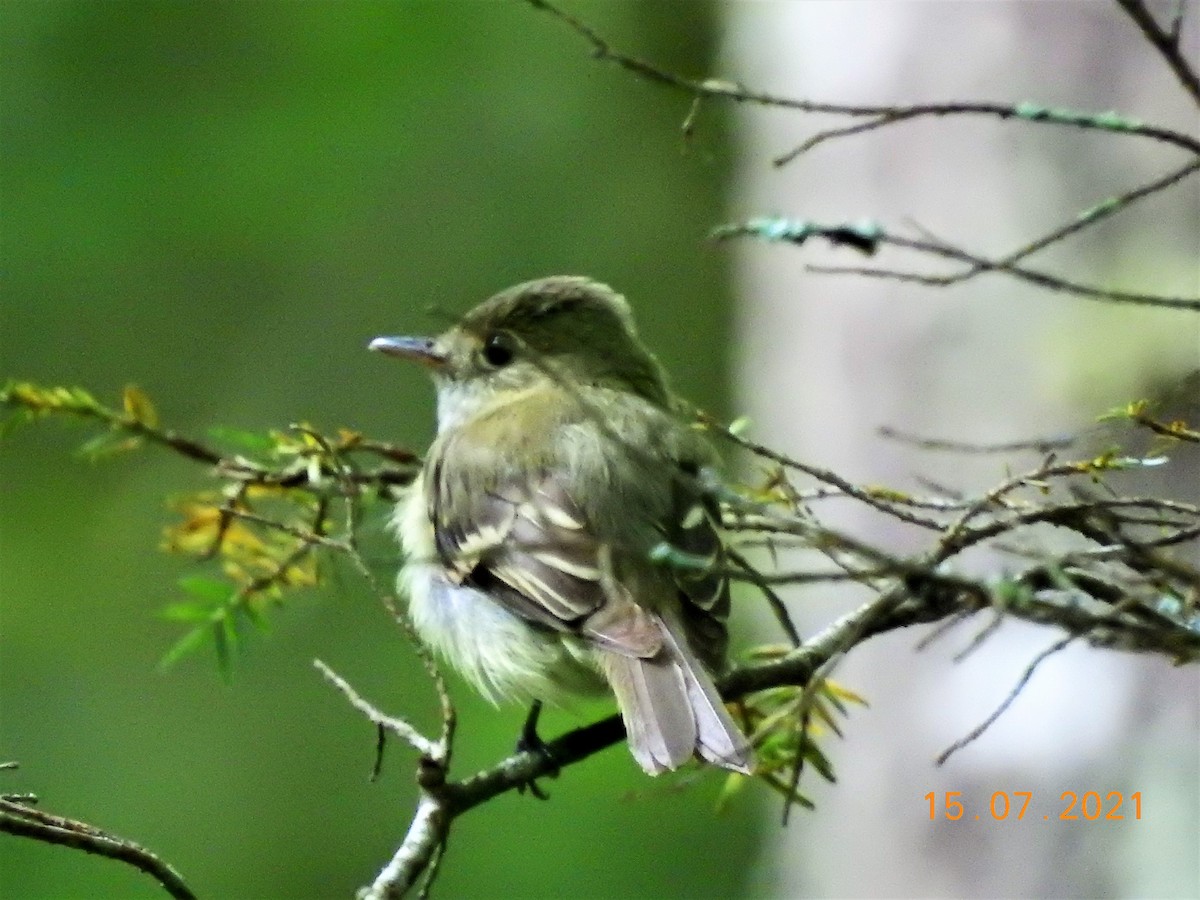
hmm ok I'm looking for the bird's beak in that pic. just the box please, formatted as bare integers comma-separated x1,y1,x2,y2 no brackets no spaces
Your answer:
368,335,448,369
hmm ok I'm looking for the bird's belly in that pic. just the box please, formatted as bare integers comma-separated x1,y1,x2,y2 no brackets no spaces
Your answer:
395,487,605,705
403,565,605,704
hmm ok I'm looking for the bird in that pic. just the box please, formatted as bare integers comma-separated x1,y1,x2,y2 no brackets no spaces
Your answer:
370,276,753,776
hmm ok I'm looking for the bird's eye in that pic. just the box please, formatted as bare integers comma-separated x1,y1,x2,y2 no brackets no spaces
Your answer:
481,333,515,367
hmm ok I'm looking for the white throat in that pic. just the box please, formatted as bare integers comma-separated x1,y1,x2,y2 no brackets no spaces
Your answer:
434,380,488,432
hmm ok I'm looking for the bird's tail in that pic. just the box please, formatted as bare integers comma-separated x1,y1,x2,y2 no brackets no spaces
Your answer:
602,613,753,776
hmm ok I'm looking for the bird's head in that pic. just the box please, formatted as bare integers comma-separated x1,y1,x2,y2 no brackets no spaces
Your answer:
370,276,671,429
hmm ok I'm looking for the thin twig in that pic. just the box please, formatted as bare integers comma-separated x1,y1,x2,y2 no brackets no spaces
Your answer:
1115,0,1200,104
728,547,802,645
878,425,1078,455
935,632,1074,766
996,158,1200,270
313,659,438,759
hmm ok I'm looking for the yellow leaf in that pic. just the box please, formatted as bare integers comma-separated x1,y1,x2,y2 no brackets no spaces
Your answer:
825,681,869,707
865,485,912,502
123,384,158,428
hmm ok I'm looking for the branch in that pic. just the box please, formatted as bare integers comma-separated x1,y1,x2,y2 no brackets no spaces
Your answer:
934,632,1075,765
0,381,420,493
6,4,1198,896
712,216,1200,311
6,379,1198,897
878,425,1077,455
314,660,439,759
7,367,1198,896
524,0,1200,158
0,788,195,900
347,499,1199,895
1115,0,1200,105
1132,409,1200,443
350,590,909,899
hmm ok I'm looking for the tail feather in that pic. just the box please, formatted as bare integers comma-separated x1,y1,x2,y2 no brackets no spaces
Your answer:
606,653,696,774
657,616,753,773
603,613,753,776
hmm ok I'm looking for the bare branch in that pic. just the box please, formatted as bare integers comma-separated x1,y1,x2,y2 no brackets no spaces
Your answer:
935,632,1074,766
1115,0,1200,105
714,217,1200,311
0,795,196,900
994,158,1200,270
524,0,1200,157
727,547,803,646
360,793,450,900
878,425,1078,455
314,660,439,759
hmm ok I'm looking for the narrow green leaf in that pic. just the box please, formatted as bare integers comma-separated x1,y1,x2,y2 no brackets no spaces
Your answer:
714,771,747,814
810,699,844,738
237,600,270,634
77,430,142,460
801,739,837,783
820,686,848,717
177,575,234,605
159,624,211,671
213,616,233,682
0,409,35,440
65,386,99,411
825,682,869,708
159,601,219,623
785,789,816,812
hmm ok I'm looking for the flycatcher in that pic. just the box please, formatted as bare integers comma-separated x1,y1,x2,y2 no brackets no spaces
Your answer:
370,276,752,775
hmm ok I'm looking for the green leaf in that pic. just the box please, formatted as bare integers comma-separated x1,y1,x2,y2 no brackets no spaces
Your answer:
64,386,100,411
159,624,211,671
820,689,848,717
1076,197,1119,223
77,430,142,460
159,601,220,623
1094,109,1143,131
810,699,844,738
213,615,233,682
178,575,234,605
825,683,869,708
727,416,752,437
760,773,815,812
236,600,270,634
801,739,837,783
784,788,815,812
714,771,748,814
206,426,276,455
0,408,35,440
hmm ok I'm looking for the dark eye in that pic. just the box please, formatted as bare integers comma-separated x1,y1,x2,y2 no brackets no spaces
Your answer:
481,333,515,367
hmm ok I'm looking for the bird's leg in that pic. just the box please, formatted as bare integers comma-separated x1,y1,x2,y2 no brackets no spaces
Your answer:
515,700,559,800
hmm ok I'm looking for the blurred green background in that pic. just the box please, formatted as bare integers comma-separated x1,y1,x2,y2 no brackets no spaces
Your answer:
0,2,765,898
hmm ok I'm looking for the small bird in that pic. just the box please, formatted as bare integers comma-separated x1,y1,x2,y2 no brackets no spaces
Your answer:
370,276,752,776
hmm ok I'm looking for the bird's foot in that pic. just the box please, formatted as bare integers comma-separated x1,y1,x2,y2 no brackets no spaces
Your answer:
515,700,559,800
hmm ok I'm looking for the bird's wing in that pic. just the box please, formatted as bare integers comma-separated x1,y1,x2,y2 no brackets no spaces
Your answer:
661,472,732,672
426,390,727,661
